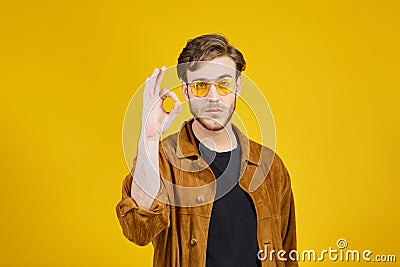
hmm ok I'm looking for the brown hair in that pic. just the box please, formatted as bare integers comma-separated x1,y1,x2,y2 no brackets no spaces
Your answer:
177,34,246,82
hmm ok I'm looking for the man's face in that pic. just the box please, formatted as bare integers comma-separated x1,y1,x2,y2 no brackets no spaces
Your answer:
182,56,242,131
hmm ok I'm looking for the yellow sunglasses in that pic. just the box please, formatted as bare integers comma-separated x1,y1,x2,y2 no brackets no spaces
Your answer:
187,77,236,97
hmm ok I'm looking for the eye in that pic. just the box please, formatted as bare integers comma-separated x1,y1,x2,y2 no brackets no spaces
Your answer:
216,78,233,88
219,77,233,83
193,82,208,89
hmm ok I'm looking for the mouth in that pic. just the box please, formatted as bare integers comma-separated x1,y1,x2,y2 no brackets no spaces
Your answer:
204,109,222,114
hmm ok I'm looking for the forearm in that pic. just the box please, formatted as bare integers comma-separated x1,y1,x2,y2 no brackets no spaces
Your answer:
131,134,161,210
116,172,170,246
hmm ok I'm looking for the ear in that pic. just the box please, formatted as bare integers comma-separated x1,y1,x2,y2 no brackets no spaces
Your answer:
182,81,189,101
235,76,242,98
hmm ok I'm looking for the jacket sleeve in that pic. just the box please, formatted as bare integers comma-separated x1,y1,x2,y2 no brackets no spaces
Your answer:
279,156,299,266
115,159,170,246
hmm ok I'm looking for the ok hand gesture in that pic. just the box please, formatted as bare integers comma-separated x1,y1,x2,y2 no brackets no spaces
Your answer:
141,66,182,139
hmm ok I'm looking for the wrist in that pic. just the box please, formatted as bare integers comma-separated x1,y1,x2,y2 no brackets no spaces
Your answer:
139,132,161,143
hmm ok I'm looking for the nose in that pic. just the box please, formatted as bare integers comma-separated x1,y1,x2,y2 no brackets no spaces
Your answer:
206,83,219,101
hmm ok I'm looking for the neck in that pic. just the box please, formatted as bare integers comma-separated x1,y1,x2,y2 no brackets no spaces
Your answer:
192,119,237,152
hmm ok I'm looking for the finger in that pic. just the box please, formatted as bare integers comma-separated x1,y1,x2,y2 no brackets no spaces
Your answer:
145,68,160,97
143,77,151,101
161,99,181,134
170,99,182,114
159,88,168,100
166,100,181,124
153,66,166,96
159,88,180,103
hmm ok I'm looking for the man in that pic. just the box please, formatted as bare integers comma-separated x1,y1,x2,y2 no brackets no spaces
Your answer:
116,34,298,267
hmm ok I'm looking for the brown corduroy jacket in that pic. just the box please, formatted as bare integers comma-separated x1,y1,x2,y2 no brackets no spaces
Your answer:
116,119,298,267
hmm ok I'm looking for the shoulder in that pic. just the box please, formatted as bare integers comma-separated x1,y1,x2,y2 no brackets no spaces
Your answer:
246,139,275,169
248,139,290,185
159,131,181,159
160,131,179,149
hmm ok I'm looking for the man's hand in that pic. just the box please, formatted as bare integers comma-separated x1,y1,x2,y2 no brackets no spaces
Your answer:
131,66,181,210
142,66,181,140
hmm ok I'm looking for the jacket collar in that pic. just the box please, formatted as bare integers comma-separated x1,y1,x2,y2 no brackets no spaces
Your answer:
175,118,261,166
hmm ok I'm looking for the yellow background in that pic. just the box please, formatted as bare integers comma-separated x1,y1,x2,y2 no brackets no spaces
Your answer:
1,0,399,266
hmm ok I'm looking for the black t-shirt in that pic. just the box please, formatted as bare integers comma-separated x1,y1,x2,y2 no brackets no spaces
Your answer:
193,129,261,267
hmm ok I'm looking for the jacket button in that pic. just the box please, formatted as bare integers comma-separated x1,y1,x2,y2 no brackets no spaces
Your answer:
196,195,205,203
190,238,198,246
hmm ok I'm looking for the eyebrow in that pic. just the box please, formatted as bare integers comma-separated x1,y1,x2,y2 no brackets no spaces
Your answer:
192,74,233,81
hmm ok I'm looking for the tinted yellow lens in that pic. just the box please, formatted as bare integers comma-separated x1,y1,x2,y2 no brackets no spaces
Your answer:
190,78,235,97
215,77,235,95
191,81,211,97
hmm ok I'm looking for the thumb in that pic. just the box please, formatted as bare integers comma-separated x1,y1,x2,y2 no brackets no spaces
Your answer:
161,100,181,133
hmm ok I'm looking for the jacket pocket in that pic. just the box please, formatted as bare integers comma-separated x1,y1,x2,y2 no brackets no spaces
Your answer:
253,186,277,220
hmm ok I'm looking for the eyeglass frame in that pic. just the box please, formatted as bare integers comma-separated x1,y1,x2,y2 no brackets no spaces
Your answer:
184,75,240,97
